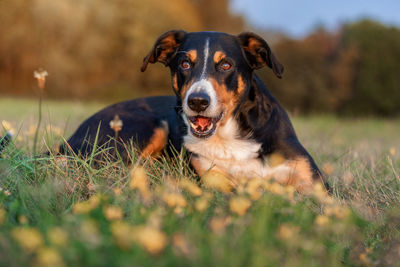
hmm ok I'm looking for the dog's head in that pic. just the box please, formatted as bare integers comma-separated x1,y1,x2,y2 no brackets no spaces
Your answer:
141,30,283,139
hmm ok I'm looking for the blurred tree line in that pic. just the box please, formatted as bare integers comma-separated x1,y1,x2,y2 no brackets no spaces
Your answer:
0,0,399,116
0,0,243,99
261,20,400,116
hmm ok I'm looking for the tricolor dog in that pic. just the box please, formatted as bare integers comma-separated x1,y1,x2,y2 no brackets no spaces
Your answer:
2,30,328,191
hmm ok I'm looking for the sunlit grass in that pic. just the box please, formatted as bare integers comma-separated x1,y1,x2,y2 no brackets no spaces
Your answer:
1,98,400,266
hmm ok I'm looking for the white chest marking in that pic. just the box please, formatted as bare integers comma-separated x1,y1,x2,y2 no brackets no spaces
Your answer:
184,118,292,179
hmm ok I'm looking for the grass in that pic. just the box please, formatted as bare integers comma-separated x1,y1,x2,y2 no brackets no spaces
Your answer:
1,97,400,266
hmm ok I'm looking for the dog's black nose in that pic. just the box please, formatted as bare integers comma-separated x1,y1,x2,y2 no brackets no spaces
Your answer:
187,92,210,112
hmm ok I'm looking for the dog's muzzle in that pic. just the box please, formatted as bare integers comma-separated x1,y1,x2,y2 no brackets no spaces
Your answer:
183,80,222,138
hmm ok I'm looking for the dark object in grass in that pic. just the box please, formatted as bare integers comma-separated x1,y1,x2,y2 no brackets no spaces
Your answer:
0,132,12,157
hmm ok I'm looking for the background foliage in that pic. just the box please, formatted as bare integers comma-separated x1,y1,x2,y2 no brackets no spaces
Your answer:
0,0,399,116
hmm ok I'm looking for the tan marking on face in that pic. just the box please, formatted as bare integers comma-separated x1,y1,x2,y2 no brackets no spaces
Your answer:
187,50,197,62
209,78,236,126
209,77,246,126
140,122,168,158
237,75,246,94
213,51,226,63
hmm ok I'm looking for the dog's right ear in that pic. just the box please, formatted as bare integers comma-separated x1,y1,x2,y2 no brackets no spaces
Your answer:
141,30,187,72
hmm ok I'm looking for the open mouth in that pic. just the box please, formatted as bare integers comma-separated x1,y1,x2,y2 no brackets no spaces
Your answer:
187,113,223,138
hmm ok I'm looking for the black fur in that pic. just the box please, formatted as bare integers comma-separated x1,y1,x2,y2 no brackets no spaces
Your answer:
236,75,324,183
61,96,185,162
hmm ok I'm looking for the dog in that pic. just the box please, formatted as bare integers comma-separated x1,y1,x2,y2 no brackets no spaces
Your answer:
2,30,328,191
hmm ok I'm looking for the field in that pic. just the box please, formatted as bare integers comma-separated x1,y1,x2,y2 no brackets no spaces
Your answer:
1,97,400,266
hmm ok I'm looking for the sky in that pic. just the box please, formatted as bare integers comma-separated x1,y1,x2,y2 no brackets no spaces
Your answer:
230,0,400,37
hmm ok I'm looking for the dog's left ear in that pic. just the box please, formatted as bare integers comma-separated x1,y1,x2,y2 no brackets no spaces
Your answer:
237,32,284,78
141,30,187,72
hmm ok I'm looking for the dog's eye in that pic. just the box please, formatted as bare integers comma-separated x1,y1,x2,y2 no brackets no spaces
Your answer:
180,60,191,70
219,62,232,71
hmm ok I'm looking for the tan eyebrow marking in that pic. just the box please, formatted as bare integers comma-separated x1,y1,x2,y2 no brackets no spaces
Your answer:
237,75,246,94
187,50,197,62
213,51,226,63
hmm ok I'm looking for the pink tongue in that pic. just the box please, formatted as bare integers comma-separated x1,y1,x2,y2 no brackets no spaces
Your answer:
196,117,211,130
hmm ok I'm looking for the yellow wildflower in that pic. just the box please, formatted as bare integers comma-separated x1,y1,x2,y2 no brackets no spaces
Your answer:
277,224,300,241
87,194,101,208
73,194,102,214
103,205,124,221
162,192,187,208
245,178,265,200
18,215,29,224
359,253,371,266
147,210,163,229
324,205,350,219
389,147,396,156
73,202,91,214
80,219,101,246
48,227,68,247
322,163,334,175
315,215,330,226
265,182,286,196
1,120,15,135
111,221,133,250
312,182,333,204
113,187,122,196
130,166,151,200
229,196,252,216
209,216,232,234
268,152,286,167
172,233,194,257
174,206,184,215
285,185,296,200
34,247,65,267
202,171,234,193
179,179,203,196
130,166,148,190
12,227,44,253
132,225,167,254
195,195,211,212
